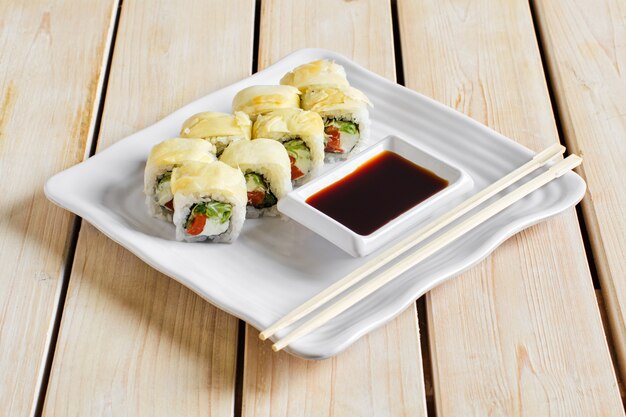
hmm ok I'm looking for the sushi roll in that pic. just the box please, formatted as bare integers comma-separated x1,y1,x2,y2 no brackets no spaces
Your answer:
179,111,251,156
280,59,349,91
300,85,372,160
220,139,292,217
171,161,247,243
252,108,325,184
232,85,301,121
144,138,217,221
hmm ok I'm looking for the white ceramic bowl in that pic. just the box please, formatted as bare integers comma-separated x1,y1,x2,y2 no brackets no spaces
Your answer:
278,135,473,257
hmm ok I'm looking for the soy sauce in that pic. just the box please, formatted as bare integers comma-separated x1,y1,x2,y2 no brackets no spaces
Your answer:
306,151,448,236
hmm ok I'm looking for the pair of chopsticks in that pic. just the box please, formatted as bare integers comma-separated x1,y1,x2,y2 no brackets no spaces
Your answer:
261,143,580,352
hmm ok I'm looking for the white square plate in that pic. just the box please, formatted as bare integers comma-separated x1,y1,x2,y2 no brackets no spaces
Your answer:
45,48,585,359
278,135,473,257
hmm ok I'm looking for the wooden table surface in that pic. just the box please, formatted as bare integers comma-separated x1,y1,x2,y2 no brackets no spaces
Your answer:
1,0,624,416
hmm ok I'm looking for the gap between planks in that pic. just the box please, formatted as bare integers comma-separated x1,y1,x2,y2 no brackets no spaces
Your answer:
233,3,262,417
391,1,434,414
31,1,124,416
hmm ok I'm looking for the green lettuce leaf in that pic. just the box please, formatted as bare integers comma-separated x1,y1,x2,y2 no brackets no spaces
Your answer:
189,201,232,225
330,120,359,135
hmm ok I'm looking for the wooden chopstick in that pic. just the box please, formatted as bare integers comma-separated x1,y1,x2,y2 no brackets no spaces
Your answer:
271,153,582,351
259,143,565,341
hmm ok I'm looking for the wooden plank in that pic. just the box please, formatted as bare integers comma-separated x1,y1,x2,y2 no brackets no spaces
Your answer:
396,0,624,415
257,0,396,77
244,310,425,417
242,2,427,416
532,0,626,383
596,290,626,400
41,1,255,416
0,0,118,415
